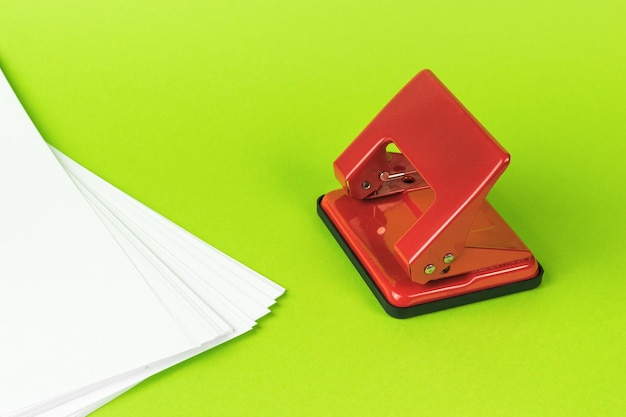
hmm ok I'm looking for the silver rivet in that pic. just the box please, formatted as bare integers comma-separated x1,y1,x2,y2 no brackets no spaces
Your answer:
443,253,455,264
424,264,436,274
362,181,371,190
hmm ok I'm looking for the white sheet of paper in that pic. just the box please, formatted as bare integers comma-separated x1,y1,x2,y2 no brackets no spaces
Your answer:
0,68,284,417
37,150,284,417
0,70,199,416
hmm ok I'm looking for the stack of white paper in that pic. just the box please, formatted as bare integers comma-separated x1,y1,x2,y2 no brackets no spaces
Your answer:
0,69,284,417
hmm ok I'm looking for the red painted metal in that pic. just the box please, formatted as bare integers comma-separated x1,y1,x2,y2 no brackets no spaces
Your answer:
320,70,539,309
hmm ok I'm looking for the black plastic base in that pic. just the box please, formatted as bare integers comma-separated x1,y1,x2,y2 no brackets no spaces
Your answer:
318,195,543,318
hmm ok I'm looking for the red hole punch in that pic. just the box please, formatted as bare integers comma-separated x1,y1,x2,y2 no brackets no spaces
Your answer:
318,70,543,318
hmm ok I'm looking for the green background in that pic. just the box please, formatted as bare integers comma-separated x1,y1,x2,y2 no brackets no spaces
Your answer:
1,1,625,416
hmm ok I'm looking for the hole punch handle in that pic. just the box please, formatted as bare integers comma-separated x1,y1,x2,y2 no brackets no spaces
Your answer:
334,70,512,284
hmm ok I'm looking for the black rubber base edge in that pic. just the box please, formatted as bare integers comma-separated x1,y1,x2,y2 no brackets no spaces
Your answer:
317,195,544,319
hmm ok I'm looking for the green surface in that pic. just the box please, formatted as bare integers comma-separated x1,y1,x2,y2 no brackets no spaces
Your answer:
1,1,625,416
